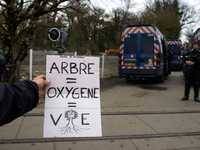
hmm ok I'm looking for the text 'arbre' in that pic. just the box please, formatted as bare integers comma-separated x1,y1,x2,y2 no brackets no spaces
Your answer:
49,62,95,74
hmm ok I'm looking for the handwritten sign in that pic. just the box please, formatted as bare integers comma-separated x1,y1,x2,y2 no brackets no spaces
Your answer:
43,55,102,138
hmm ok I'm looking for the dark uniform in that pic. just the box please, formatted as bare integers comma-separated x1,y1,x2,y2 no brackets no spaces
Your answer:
0,80,39,126
182,43,200,102
0,45,39,126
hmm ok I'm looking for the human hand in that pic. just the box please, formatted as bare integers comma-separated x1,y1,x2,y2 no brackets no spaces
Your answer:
32,75,50,96
186,61,194,66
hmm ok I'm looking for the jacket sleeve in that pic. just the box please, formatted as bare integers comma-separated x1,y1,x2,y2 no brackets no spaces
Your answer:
194,52,200,67
194,60,200,67
0,80,39,126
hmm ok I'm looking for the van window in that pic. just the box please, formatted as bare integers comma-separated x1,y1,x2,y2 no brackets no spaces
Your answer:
124,37,137,54
173,46,181,55
141,37,154,54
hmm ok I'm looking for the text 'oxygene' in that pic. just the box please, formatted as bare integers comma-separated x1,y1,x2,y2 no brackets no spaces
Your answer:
47,87,99,99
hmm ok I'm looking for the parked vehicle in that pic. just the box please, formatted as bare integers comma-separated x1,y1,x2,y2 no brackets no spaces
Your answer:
118,23,169,82
188,28,200,50
166,39,185,70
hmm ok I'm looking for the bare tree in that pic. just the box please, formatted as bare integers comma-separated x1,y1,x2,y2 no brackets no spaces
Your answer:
0,0,84,82
140,0,197,39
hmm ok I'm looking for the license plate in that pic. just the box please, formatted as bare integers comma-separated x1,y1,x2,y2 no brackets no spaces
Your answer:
125,63,135,66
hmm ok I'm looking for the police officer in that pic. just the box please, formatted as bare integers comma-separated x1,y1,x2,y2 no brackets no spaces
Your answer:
181,41,200,102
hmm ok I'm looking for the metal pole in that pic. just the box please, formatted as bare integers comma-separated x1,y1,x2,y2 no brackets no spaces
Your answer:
101,55,104,78
29,49,33,80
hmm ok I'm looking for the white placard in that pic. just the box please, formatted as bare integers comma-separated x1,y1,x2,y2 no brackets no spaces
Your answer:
43,55,102,138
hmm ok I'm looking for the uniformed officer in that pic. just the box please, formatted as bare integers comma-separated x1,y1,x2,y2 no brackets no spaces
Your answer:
181,41,200,102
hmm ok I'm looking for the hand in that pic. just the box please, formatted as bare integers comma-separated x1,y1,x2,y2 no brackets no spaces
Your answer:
186,61,194,66
32,75,50,96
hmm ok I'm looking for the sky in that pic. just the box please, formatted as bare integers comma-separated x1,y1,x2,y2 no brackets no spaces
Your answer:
90,0,199,14
90,0,200,43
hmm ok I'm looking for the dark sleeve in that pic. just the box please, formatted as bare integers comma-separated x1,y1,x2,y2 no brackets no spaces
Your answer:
194,52,200,66
194,59,200,66
0,80,39,126
186,51,192,56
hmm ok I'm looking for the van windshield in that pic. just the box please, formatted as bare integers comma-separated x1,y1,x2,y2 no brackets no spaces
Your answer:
141,37,154,54
124,37,137,54
173,46,181,55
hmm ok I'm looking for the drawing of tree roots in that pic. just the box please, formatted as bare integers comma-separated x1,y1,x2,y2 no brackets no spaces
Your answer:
60,109,80,134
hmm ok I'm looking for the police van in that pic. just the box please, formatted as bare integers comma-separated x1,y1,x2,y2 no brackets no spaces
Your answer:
188,28,200,50
118,24,169,82
166,39,185,70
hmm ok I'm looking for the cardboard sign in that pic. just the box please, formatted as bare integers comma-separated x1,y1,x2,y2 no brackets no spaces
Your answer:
43,55,102,138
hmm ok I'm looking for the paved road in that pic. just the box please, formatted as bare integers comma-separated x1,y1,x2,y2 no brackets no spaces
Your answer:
101,71,200,112
1,71,200,150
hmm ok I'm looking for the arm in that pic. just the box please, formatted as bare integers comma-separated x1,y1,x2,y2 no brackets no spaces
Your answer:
0,80,39,126
193,59,200,67
0,75,50,126
186,52,200,66
186,61,194,66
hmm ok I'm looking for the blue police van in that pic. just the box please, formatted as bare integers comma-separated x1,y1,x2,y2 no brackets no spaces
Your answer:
166,39,185,70
118,24,169,82
188,28,200,50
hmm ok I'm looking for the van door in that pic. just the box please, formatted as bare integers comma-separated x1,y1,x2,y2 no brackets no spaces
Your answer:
139,34,154,68
123,34,138,67
173,45,182,63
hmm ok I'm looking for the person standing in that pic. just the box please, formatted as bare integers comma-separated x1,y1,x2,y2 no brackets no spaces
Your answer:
181,42,200,102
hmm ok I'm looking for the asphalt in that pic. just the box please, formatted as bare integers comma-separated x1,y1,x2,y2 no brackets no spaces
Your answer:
1,72,200,150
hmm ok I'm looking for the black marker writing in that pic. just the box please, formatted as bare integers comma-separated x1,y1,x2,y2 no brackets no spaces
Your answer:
47,87,99,99
66,78,77,83
82,113,90,125
68,102,77,107
50,114,62,126
49,62,95,74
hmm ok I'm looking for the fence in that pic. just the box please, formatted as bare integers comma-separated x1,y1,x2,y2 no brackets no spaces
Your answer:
19,50,119,81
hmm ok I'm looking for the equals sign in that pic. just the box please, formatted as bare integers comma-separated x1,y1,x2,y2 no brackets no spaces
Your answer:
66,78,77,83
68,102,77,107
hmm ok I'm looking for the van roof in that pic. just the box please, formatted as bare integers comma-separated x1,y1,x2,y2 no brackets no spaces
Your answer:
166,40,182,45
123,24,165,40
194,28,200,33
166,40,185,49
124,24,156,28
166,39,182,45
193,28,200,42
167,39,182,42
